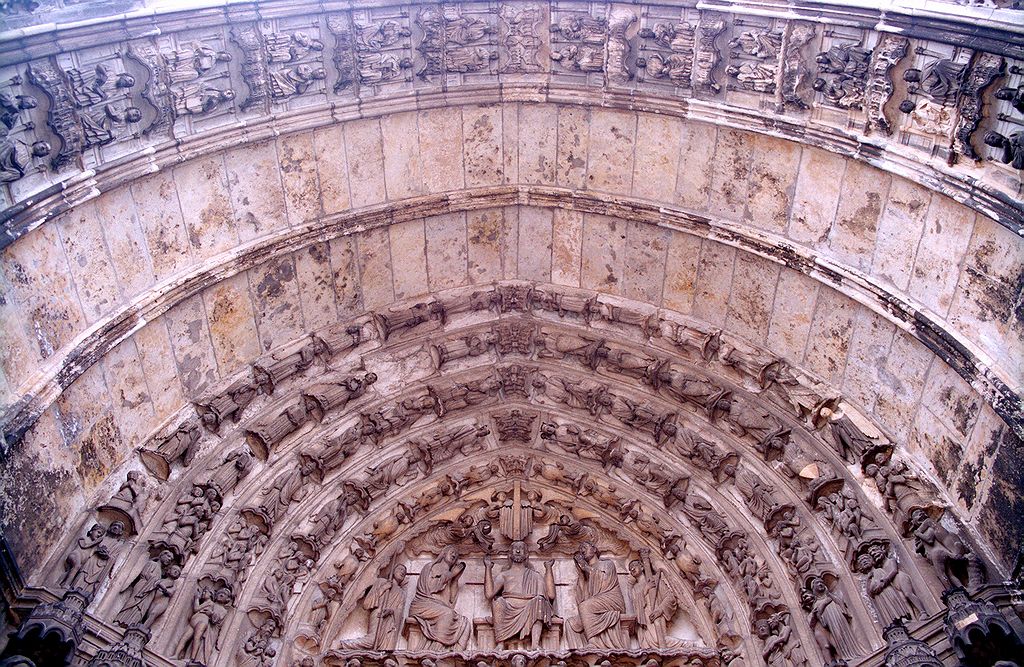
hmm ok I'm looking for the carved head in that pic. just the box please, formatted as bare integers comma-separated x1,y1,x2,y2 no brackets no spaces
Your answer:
902,68,922,83
30,141,51,158
166,564,182,580
157,549,175,566
578,541,598,562
125,107,143,123
509,540,528,564
108,521,125,538
439,545,459,566
86,523,106,540
511,655,527,667
856,553,874,573
213,587,232,604
628,559,643,579
392,564,408,583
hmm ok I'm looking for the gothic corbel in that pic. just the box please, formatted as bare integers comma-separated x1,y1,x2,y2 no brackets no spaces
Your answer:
97,471,147,536
694,13,726,93
327,15,356,94
864,35,909,135
231,24,272,112
952,51,1004,161
138,417,202,481
25,63,82,171
780,22,816,110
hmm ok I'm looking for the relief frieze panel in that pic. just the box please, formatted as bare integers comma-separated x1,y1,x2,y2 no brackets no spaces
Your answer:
2,0,1022,224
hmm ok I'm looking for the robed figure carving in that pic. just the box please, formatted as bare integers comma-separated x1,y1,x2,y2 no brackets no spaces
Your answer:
339,565,408,649
483,540,556,647
567,541,627,649
409,546,472,650
628,549,682,648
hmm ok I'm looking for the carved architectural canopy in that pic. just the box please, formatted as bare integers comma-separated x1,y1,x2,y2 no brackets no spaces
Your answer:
0,1,1023,667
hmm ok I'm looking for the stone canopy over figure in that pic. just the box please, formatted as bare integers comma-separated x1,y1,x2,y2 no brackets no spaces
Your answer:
408,546,472,650
483,540,556,648
566,541,627,649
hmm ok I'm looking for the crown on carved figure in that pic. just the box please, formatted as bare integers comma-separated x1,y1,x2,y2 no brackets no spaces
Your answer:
499,455,530,477
493,409,536,443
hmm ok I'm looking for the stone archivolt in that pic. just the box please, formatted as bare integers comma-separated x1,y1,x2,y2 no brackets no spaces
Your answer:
11,281,1018,667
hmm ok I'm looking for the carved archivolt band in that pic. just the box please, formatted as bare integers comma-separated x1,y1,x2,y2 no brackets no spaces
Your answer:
38,281,996,667
2,193,1020,455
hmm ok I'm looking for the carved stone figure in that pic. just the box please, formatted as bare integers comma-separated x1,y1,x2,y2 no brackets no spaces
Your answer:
174,585,232,662
152,485,222,558
338,565,408,649
114,550,180,628
754,610,803,667
814,42,871,109
97,471,146,535
139,419,202,480
996,83,1024,114
214,517,269,587
483,541,555,647
856,548,924,623
197,378,258,433
550,15,607,75
566,542,626,649
269,64,327,99
203,449,254,501
307,481,370,548
903,59,966,103
628,549,681,648
908,509,984,589
638,22,695,86
540,421,624,470
984,130,1024,170
805,576,866,661
409,546,471,650
726,62,776,93
864,451,928,523
60,521,125,595
781,23,816,108
256,455,321,527
304,372,377,420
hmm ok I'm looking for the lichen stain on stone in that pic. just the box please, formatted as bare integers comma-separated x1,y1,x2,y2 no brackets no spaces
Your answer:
0,444,76,576
75,413,123,492
305,242,328,266
256,259,296,301
978,425,1024,568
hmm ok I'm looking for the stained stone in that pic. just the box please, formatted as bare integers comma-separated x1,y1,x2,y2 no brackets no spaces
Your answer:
0,3,1022,667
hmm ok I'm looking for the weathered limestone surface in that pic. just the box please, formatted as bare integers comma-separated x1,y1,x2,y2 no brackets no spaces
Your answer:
0,2,1022,661
1,102,1020,593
